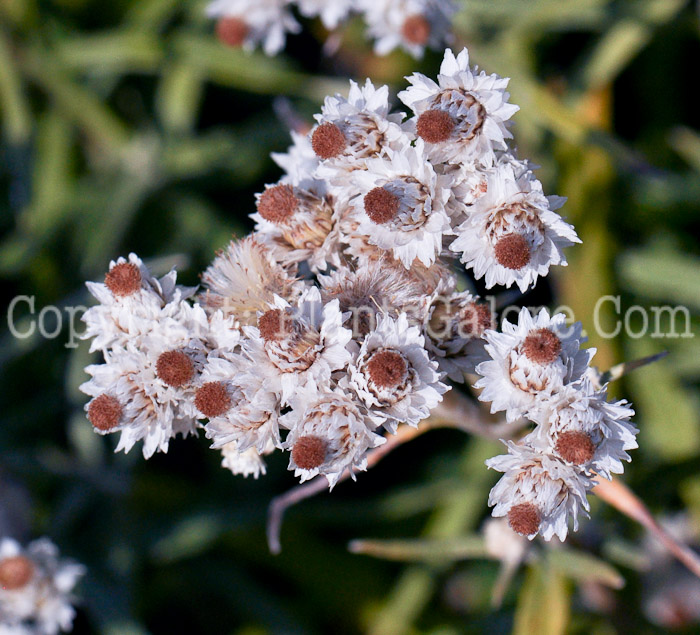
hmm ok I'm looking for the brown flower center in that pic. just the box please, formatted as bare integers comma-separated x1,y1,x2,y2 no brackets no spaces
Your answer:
0,555,34,590
459,302,492,337
105,262,141,297
364,187,400,225
416,109,454,144
494,233,531,270
257,184,299,224
311,122,346,159
216,17,249,48
555,430,595,465
156,350,194,387
522,328,562,365
402,15,431,45
366,349,409,389
258,308,295,342
88,394,122,431
292,435,327,470
195,382,232,419
507,503,541,537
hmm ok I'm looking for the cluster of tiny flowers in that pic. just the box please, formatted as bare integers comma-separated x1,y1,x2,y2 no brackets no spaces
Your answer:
207,0,457,57
0,538,84,635
481,307,637,541
79,48,634,542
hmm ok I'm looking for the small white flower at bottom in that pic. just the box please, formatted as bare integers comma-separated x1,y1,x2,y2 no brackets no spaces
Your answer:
486,441,592,541
281,381,386,488
0,537,85,635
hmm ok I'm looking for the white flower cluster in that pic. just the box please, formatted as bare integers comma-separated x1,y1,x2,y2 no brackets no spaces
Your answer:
0,537,84,635
79,48,633,542
206,0,457,58
481,307,637,541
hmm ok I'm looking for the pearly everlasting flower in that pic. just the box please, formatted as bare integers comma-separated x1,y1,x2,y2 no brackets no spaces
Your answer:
0,538,84,635
399,48,519,165
486,441,592,541
311,79,406,182
483,517,529,565
424,290,493,382
449,161,579,292
199,235,303,326
81,253,196,353
280,380,386,487
252,181,342,272
241,286,352,404
80,303,212,458
475,308,593,423
348,312,449,431
359,0,456,59
526,378,637,480
198,354,281,453
345,141,452,268
207,0,300,56
296,0,354,29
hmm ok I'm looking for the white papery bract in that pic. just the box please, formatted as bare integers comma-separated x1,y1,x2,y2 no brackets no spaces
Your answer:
312,79,406,181
271,130,322,189
199,235,304,326
206,0,300,56
475,307,593,423
359,0,456,59
241,286,352,404
345,141,452,269
0,538,84,635
399,48,519,165
199,355,281,453
449,161,579,292
348,312,448,431
486,441,593,541
281,380,386,487
220,440,275,479
527,378,637,480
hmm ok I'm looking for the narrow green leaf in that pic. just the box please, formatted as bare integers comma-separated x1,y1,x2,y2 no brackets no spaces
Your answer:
514,563,570,635
349,536,487,563
548,548,625,589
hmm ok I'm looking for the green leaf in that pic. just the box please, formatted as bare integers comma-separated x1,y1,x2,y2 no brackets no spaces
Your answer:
548,548,625,589
514,562,570,635
348,536,488,563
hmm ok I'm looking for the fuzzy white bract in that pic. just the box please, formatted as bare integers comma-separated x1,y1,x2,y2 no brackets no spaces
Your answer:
0,537,84,635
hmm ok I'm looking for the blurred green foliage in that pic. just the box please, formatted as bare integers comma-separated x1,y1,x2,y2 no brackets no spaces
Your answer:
1,0,700,633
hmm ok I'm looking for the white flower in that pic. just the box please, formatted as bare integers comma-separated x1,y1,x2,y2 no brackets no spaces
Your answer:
81,303,212,458
424,290,493,382
360,0,456,59
199,235,303,326
81,253,196,353
399,47,519,165
251,181,342,272
486,441,593,541
198,354,281,453
0,537,84,635
348,312,449,431
206,0,300,56
475,308,594,423
449,162,579,292
220,440,275,479
280,380,386,487
483,517,529,565
526,378,637,480
241,286,352,404
296,0,354,29
345,141,452,268
311,79,406,180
